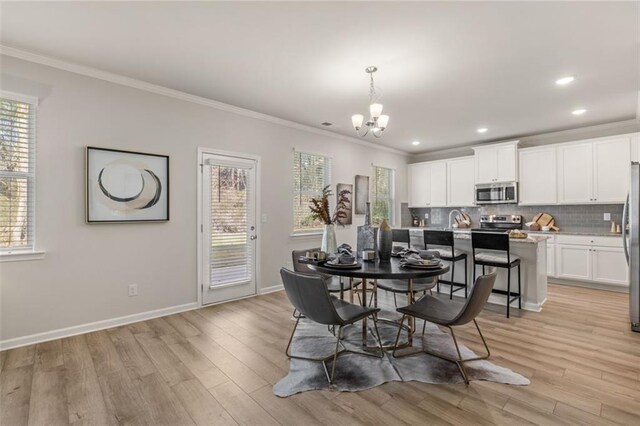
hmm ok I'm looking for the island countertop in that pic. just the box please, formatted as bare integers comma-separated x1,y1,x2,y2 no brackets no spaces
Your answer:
401,227,548,244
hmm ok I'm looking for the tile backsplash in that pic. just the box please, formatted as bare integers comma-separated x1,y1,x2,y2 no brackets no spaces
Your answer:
402,203,624,234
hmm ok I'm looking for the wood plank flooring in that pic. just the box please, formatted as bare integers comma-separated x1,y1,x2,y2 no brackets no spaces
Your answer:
2,284,640,425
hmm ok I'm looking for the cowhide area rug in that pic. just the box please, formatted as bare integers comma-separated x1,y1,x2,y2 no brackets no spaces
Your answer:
273,312,529,397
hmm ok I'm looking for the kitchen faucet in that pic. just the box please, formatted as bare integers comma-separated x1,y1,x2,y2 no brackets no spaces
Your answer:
448,209,462,229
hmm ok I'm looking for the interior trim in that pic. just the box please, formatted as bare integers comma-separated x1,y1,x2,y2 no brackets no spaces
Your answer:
0,302,198,351
0,44,407,156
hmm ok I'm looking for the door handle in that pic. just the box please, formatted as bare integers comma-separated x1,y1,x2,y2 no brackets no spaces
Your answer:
250,235,258,240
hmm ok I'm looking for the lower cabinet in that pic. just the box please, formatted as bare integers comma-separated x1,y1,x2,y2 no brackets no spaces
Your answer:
555,235,628,286
592,247,628,285
546,243,556,278
556,245,591,281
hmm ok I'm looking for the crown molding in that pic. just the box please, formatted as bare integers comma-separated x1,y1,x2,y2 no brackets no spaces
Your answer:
0,45,407,156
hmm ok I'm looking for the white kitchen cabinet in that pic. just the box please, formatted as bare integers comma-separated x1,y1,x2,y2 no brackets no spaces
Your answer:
428,161,448,207
593,138,630,203
592,247,628,286
555,235,628,286
446,156,475,207
473,140,519,184
557,142,593,203
408,161,447,207
546,243,556,277
408,162,430,207
519,146,557,205
558,137,630,204
556,244,592,281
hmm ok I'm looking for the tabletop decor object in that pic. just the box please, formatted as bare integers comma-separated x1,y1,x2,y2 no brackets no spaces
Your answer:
357,202,377,259
309,185,351,254
377,219,392,262
85,146,169,223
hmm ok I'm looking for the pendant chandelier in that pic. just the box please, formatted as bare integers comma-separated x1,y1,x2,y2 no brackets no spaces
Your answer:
351,66,389,138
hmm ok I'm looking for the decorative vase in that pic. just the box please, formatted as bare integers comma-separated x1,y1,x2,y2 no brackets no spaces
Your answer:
357,202,377,260
321,224,337,254
377,219,393,263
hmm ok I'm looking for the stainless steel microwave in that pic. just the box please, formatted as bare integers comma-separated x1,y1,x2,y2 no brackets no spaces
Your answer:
475,182,518,205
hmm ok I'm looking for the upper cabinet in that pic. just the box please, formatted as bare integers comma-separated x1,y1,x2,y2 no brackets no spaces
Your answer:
446,156,475,207
558,137,630,204
473,141,519,184
407,161,447,208
519,146,557,205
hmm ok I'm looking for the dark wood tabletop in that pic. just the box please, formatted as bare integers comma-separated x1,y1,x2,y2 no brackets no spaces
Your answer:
310,257,450,280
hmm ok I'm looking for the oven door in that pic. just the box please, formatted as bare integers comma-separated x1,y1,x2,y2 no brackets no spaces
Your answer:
476,185,504,204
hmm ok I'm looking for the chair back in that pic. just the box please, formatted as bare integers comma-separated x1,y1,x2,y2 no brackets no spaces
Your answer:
280,268,343,326
392,229,410,245
423,230,455,249
292,248,321,274
471,232,509,252
451,272,497,326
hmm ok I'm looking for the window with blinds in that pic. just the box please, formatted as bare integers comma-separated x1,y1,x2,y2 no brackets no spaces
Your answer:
0,95,36,252
371,165,394,225
293,151,331,233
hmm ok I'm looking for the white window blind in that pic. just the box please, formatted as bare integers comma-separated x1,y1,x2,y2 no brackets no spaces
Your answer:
0,95,36,252
206,159,254,286
371,165,394,225
293,150,331,233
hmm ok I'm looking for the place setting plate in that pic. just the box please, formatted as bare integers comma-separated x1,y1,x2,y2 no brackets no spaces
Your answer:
323,260,362,269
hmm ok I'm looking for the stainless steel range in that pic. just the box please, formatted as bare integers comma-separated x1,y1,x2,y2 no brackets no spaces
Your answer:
472,215,523,233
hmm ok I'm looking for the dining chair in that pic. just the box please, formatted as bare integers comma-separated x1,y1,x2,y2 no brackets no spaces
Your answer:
392,272,497,385
291,249,360,300
471,232,521,318
280,268,384,384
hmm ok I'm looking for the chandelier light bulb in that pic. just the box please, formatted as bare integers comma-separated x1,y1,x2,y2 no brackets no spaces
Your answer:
369,103,383,119
351,114,364,130
377,114,389,130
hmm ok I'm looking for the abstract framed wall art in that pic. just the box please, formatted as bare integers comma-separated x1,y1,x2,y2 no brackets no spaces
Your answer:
354,175,369,215
86,147,169,223
336,183,353,225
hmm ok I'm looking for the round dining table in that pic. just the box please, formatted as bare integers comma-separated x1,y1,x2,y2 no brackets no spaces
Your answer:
311,257,450,347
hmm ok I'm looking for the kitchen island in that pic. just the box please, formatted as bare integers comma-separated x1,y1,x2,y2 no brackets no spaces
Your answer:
405,228,548,312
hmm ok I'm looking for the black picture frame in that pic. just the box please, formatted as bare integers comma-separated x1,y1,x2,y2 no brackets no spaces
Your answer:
85,146,170,223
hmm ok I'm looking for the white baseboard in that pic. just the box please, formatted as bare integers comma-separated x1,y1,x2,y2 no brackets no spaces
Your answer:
0,302,198,351
260,284,284,295
548,278,629,293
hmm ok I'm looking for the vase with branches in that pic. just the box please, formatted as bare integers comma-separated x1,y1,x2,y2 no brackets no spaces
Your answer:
309,185,351,253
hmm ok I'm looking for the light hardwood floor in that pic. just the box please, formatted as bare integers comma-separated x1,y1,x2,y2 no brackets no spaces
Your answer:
2,283,640,425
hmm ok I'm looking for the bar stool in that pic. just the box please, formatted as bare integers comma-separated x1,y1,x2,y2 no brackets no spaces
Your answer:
423,230,468,299
392,229,411,249
471,232,521,318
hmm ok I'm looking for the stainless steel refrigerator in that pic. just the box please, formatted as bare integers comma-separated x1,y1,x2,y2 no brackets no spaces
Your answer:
623,162,640,332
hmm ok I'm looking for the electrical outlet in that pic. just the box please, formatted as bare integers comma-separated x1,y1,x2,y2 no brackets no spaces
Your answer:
424,213,429,219
604,213,611,221
128,284,138,297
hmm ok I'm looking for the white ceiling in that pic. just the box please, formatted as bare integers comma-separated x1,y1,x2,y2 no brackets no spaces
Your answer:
1,2,638,153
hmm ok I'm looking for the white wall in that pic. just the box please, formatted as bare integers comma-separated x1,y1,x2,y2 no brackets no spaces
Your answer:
0,56,408,343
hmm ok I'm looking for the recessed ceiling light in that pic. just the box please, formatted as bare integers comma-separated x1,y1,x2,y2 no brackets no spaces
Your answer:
412,140,421,146
556,76,575,85
572,108,587,115
477,127,488,134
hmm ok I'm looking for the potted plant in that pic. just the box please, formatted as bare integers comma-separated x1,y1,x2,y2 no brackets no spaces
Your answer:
309,185,351,254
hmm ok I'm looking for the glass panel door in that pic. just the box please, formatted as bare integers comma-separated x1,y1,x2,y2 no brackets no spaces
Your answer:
202,153,257,305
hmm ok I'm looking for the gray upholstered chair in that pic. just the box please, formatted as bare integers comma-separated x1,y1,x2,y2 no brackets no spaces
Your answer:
291,249,360,300
280,268,383,384
392,272,497,385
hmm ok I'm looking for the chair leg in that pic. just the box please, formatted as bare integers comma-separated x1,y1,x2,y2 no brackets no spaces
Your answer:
507,266,511,319
285,316,301,359
482,264,485,275
327,326,343,384
518,264,522,309
464,257,468,298
392,315,406,358
450,260,455,300
447,326,469,385
473,261,477,286
370,314,385,358
393,292,398,308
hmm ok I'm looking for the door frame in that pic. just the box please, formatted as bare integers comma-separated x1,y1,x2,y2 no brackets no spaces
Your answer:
197,147,261,307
